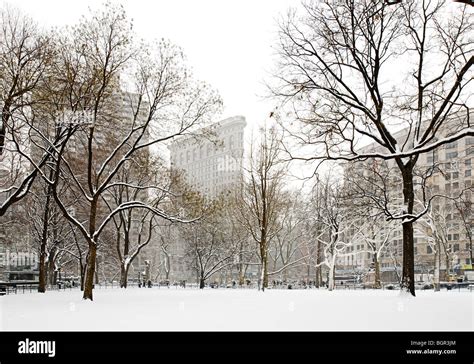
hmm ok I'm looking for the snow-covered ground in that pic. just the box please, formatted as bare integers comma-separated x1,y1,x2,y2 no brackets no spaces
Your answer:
1,288,472,331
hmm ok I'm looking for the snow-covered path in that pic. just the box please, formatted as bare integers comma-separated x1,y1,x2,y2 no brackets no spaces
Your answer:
1,288,472,331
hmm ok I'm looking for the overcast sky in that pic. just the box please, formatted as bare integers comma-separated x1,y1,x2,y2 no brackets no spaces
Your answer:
4,0,295,132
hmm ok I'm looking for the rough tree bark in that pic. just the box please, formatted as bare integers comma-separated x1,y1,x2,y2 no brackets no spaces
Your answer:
374,254,382,289
38,187,52,293
83,242,97,300
401,165,416,296
434,241,441,292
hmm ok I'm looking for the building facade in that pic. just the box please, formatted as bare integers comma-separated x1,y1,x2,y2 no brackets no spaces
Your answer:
164,116,247,284
341,114,474,283
169,115,246,198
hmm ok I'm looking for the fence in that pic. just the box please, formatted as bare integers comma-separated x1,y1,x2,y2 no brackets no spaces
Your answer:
1,281,472,295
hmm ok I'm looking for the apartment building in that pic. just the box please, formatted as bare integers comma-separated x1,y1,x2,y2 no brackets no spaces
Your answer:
341,114,473,282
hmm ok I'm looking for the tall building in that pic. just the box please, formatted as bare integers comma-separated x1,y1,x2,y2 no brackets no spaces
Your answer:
163,116,246,284
0,89,155,284
169,115,246,198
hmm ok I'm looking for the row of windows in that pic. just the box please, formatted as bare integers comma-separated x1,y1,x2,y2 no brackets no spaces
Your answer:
427,147,474,164
443,170,472,180
443,137,474,149
175,135,244,165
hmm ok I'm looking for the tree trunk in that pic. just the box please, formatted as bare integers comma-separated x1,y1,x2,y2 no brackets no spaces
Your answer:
282,262,288,282
374,254,381,289
0,102,11,155
79,260,85,291
469,236,473,270
314,239,322,288
47,262,54,286
400,166,416,297
83,243,97,300
314,265,321,288
238,263,245,286
445,247,450,281
38,198,52,293
328,262,335,291
259,245,268,291
47,247,57,286
259,263,265,291
434,242,440,292
95,258,99,285
120,264,129,288
263,254,268,289
38,252,47,293
199,275,205,289
306,264,311,285
164,254,170,280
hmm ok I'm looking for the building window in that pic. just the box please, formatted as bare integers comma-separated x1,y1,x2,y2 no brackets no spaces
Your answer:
466,170,472,177
427,246,433,254
445,141,458,149
446,151,458,159
452,172,459,179
453,234,459,241
465,159,472,167
466,137,474,146
453,244,459,252
427,154,438,164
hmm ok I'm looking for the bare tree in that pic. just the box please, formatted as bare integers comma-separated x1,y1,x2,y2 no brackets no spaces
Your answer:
238,126,287,291
26,179,78,292
225,194,253,286
308,173,359,291
182,196,238,289
352,215,397,288
272,0,473,295
454,193,473,268
103,155,170,288
44,4,221,300
268,191,309,283
0,5,70,216
419,201,458,290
